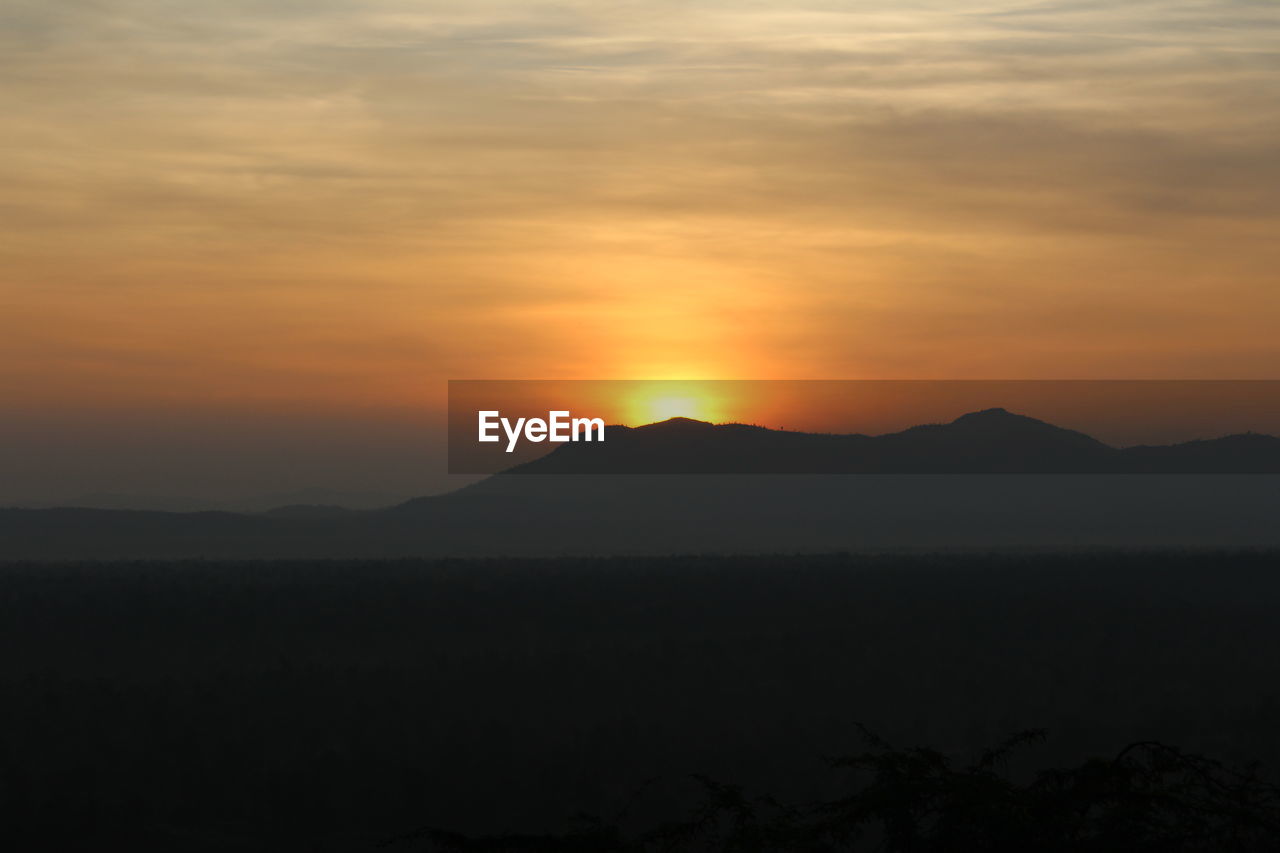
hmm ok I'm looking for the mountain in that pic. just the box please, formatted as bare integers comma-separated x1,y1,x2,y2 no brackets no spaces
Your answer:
1121,432,1280,473
240,488,411,512
259,504,355,519
3,409,1279,560
6,488,411,514
503,408,1276,474
13,492,229,513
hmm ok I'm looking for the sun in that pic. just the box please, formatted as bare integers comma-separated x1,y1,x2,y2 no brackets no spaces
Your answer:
644,394,703,422
623,381,731,425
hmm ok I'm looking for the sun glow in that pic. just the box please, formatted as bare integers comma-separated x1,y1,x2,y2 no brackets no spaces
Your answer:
644,394,703,422
623,381,737,426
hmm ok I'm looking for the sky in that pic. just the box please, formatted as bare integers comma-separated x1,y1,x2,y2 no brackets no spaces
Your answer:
2,1,1278,503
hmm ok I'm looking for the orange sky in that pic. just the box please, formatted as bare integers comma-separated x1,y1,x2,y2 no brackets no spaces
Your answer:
3,1,1279,501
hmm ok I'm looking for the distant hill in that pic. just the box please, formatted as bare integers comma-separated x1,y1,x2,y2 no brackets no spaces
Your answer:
11,492,230,513
504,408,1280,474
8,488,410,514
3,409,1279,560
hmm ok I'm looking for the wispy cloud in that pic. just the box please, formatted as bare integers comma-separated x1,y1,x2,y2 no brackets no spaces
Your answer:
2,0,1278,409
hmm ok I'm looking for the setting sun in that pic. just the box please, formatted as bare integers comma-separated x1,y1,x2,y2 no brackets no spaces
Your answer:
622,381,740,426
643,394,703,422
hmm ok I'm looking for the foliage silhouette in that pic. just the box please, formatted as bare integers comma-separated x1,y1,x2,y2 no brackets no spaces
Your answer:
388,728,1280,852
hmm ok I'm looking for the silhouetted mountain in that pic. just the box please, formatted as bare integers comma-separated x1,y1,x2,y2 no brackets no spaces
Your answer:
245,487,410,512
259,504,355,518
7,487,411,513
3,409,1280,560
12,492,229,513
504,408,1276,474
1122,432,1280,473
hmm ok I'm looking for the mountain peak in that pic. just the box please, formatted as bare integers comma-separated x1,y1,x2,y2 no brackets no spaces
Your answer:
952,407,1019,422
638,416,715,430
947,407,1082,432
944,407,1108,444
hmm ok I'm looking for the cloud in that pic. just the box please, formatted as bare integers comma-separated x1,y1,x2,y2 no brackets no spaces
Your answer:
2,0,1277,400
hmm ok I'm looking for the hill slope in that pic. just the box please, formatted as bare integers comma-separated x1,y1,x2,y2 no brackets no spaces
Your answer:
4,409,1280,559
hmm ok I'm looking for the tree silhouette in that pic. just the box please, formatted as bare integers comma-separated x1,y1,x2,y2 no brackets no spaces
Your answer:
386,728,1280,852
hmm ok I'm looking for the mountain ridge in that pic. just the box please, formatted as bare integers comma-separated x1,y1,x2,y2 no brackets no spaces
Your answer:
3,408,1280,560
503,408,1278,475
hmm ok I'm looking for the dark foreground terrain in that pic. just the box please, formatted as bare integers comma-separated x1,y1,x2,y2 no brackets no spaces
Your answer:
4,551,1280,849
